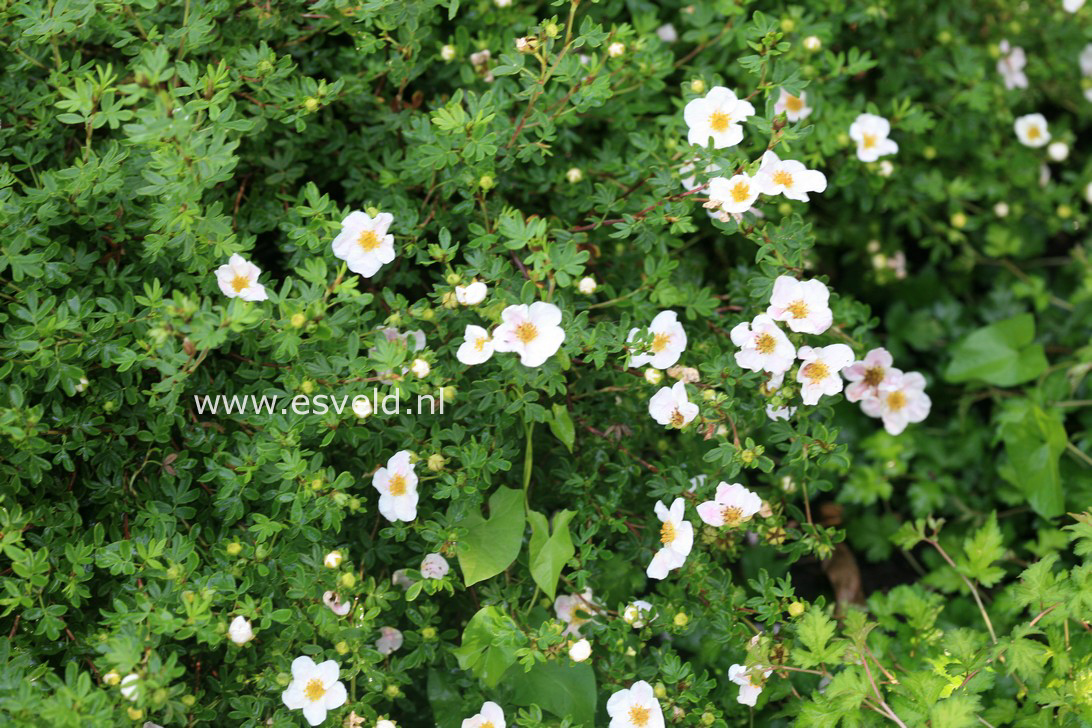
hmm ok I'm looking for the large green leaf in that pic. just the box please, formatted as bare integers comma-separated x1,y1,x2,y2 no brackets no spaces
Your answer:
451,606,528,688
528,509,576,600
943,314,1047,387
455,486,526,586
997,399,1067,518
507,660,597,726
547,403,576,453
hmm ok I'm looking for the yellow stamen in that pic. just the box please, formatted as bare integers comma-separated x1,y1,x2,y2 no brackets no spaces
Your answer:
230,275,250,293
388,474,407,496
861,132,877,149
670,409,685,427
730,181,751,203
660,521,676,545
709,111,732,132
474,337,487,352
651,332,672,353
784,94,804,112
1027,125,1041,140
754,333,777,355
886,390,907,412
722,505,745,526
786,300,809,319
515,322,538,344
304,678,325,702
629,704,651,727
357,229,381,252
772,169,794,188
802,361,829,382
864,366,885,387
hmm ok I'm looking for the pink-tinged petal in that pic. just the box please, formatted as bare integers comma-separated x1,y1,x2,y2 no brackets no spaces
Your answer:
860,396,883,418
697,500,725,526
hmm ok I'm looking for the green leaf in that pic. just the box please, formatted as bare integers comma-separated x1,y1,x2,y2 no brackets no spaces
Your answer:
943,314,1048,387
451,606,527,688
547,403,575,453
507,660,597,726
792,609,845,668
997,399,1067,518
958,513,1005,587
455,487,526,586
527,509,576,599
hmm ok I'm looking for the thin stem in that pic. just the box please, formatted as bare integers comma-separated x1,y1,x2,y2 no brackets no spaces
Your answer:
924,538,997,644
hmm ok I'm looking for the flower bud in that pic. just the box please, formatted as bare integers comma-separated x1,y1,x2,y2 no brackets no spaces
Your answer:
566,167,584,184
690,78,705,94
608,42,625,58
1048,141,1069,162
427,454,446,471
644,368,663,385
226,541,243,556
803,35,821,51
440,44,456,62
577,276,597,294
324,550,343,569
410,359,431,378
228,615,254,645
788,601,806,617
569,638,592,662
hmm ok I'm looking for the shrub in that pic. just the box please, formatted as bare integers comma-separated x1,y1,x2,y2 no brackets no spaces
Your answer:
1,1,1091,727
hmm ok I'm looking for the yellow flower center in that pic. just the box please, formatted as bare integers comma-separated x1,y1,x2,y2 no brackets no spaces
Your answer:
784,94,804,112
515,321,538,344
772,169,794,188
722,505,744,526
474,337,488,352
886,390,907,412
358,229,381,252
864,366,885,387
709,111,732,132
803,361,829,382
304,678,326,702
670,409,686,427
388,474,407,496
660,521,676,545
1027,125,1041,140
629,704,652,727
754,333,777,355
730,181,751,203
861,132,877,149
786,300,809,319
231,274,250,293
651,332,672,353
481,723,495,728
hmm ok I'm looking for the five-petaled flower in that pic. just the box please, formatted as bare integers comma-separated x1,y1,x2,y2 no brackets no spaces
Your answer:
420,553,450,580
766,276,833,335
492,302,566,367
849,113,898,162
215,254,268,301
372,450,419,523
456,324,495,366
774,89,812,122
731,314,796,374
331,210,397,278
696,482,764,528
997,40,1028,90
648,381,699,428
375,626,403,655
728,664,773,707
708,172,761,214
683,86,755,149
796,344,855,405
842,347,898,403
627,310,687,369
646,498,693,580
1014,113,1051,148
756,151,828,202
462,701,505,728
861,370,931,435
281,656,348,726
607,680,666,728
554,588,598,636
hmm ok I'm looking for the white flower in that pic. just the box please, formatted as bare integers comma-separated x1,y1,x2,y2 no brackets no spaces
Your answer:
1081,44,1092,77
730,314,795,374
849,113,898,162
352,396,373,418
1065,0,1085,11
756,151,827,202
462,701,505,728
627,311,687,369
994,201,1010,217
492,302,566,367
75,376,89,393
420,553,450,580
607,680,665,728
708,173,761,214
861,371,931,435
684,86,755,149
648,381,699,428
803,35,822,51
774,89,812,122
375,626,403,655
567,167,584,184
577,276,597,294
766,275,833,335
997,40,1028,90
372,450,419,523
796,344,855,405
441,44,456,62
569,638,592,662
323,591,351,616
766,404,796,421
647,498,693,580
656,23,678,43
228,615,254,645
696,483,763,528
679,160,721,191
331,211,397,278
729,664,773,707
324,550,343,569
215,254,268,301
842,347,898,403
410,358,431,378
1048,141,1070,162
554,588,597,636
120,673,140,701
455,280,488,305
282,656,348,726
1014,113,1050,148
622,600,653,628
377,721,397,728
456,324,495,366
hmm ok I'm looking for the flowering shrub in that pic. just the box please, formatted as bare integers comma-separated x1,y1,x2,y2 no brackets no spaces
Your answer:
2,1,1092,727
